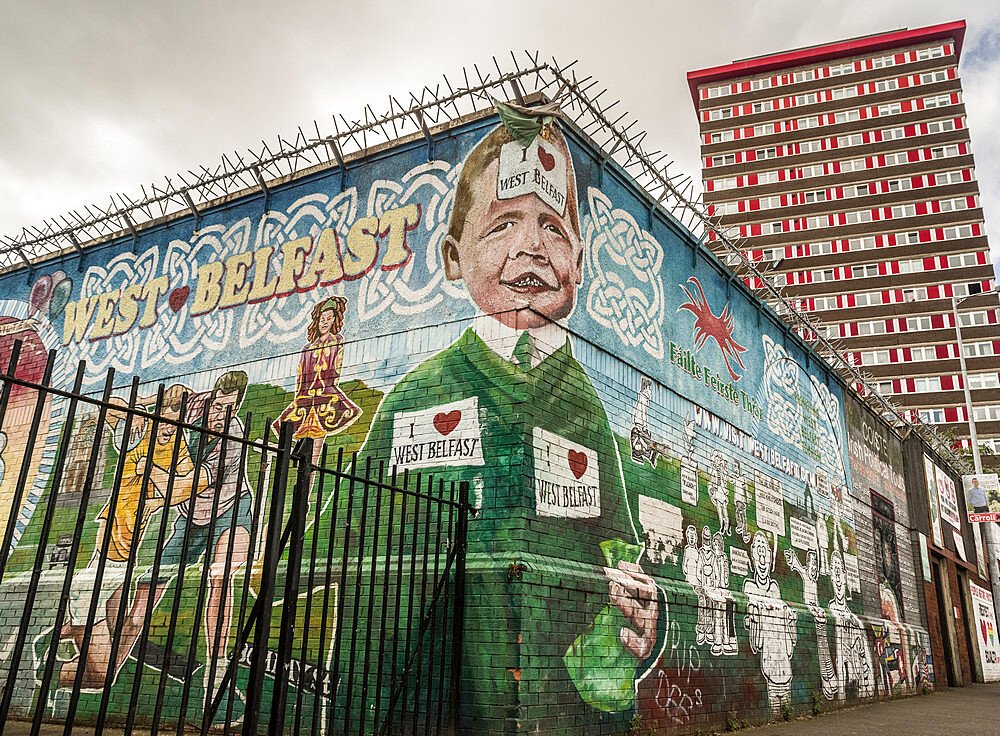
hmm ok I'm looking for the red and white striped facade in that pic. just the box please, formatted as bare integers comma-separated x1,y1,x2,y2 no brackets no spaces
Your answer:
688,21,1000,459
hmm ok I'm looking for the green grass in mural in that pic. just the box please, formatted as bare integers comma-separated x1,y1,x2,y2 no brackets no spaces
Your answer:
3,379,385,727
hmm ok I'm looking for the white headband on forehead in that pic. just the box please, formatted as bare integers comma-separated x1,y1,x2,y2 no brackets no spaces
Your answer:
496,134,569,216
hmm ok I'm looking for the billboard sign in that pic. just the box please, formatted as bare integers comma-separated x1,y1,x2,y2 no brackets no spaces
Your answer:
924,455,944,547
963,474,1000,523
970,581,1000,681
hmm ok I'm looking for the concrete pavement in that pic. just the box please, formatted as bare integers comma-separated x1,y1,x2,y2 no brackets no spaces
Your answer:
745,683,1000,736
5,683,1000,734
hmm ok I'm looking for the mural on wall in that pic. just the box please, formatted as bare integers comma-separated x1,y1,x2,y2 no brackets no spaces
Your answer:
0,294,74,551
870,493,905,624
0,104,935,732
273,295,360,467
58,382,200,690
846,394,909,625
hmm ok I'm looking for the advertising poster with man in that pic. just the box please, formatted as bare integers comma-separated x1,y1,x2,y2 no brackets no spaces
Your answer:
963,473,1000,523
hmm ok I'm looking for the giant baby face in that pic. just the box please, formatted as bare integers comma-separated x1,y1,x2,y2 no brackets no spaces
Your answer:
443,132,582,330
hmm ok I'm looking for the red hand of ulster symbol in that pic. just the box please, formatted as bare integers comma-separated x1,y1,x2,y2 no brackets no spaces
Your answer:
567,450,588,479
433,410,461,436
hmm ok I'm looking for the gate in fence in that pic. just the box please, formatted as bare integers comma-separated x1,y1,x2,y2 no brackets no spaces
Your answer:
0,342,470,735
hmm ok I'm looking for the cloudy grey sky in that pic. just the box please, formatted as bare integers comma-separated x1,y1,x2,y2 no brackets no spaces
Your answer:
1,0,998,267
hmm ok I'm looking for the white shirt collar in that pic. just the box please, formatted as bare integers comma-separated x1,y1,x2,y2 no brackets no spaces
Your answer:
471,311,569,368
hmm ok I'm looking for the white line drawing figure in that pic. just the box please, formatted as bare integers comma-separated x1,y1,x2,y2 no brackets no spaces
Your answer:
710,533,737,655
683,416,696,462
829,549,875,700
830,482,851,554
731,459,750,544
698,526,716,647
708,451,730,536
813,477,833,576
684,525,709,645
785,547,837,699
744,531,797,716
630,377,668,467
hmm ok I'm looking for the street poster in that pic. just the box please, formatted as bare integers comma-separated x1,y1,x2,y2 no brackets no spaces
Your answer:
963,473,1000,523
924,455,943,547
935,466,961,531
969,580,1000,681
917,531,932,582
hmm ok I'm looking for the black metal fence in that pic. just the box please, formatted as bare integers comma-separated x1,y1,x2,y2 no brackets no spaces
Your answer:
0,342,469,735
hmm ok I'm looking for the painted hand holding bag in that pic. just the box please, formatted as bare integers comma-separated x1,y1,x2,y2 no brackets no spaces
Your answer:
563,539,643,712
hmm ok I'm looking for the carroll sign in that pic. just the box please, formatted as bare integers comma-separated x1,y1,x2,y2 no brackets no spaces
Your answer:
964,474,1000,523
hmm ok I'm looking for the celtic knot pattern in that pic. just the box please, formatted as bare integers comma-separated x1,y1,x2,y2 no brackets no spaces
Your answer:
237,188,357,349
756,335,845,468
758,335,804,450
584,187,665,359
810,375,844,465
357,161,465,322
62,160,466,384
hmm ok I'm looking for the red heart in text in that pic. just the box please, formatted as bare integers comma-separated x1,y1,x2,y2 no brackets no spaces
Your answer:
538,145,555,172
169,286,190,313
568,450,588,479
433,410,461,436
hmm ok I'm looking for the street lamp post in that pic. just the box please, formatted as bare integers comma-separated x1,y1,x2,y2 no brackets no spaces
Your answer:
950,292,1000,626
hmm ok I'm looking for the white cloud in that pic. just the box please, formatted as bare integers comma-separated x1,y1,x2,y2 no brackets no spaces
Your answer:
0,0,998,258
962,24,1000,276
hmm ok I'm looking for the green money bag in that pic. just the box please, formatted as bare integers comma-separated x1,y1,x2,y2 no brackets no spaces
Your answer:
563,538,643,712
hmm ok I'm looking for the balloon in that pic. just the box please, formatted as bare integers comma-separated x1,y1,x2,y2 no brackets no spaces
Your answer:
50,270,67,287
28,275,52,317
48,278,73,319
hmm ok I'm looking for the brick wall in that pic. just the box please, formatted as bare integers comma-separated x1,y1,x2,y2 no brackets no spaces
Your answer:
0,109,946,734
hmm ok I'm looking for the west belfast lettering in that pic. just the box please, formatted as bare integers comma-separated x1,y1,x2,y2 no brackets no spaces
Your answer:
391,398,484,470
497,139,568,216
61,204,421,346
532,427,601,519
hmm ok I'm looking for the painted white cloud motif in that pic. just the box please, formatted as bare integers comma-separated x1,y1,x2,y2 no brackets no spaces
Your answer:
584,187,665,359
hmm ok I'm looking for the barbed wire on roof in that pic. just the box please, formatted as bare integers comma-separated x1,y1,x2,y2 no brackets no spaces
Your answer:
0,51,971,474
